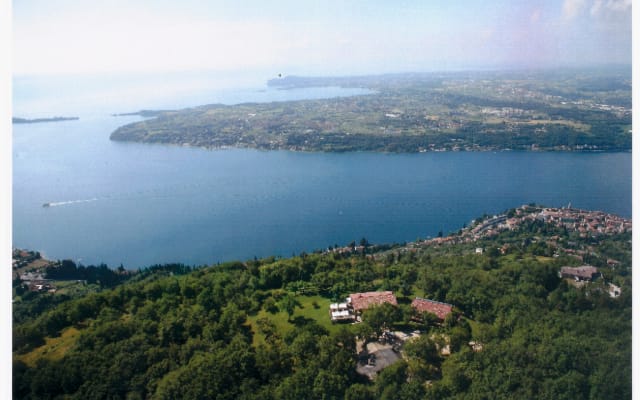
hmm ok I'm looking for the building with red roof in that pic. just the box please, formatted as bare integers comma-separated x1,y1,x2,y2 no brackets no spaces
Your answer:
411,297,453,321
559,265,600,281
349,291,398,312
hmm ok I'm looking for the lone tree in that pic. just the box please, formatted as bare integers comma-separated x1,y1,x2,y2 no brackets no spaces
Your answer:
278,294,299,321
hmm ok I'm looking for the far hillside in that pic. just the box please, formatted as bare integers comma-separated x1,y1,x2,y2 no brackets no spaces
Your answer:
111,69,631,152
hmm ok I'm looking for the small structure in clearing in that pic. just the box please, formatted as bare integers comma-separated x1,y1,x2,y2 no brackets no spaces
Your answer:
329,301,354,322
559,265,600,282
411,297,453,322
608,283,622,298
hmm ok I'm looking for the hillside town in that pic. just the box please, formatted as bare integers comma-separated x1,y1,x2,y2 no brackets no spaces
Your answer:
12,249,57,293
405,204,631,254
327,204,631,266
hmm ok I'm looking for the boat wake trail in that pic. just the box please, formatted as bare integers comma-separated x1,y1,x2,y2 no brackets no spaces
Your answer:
43,198,99,208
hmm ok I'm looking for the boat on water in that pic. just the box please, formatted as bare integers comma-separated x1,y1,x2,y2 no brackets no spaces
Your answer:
42,203,51,208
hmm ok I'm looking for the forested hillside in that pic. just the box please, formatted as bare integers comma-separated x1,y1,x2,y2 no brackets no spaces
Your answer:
13,207,631,399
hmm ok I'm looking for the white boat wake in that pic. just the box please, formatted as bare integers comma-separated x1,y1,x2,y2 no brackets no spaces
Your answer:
43,198,99,208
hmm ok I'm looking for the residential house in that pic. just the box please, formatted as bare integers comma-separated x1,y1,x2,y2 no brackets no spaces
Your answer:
330,291,398,323
411,297,453,322
559,265,600,282
349,291,398,313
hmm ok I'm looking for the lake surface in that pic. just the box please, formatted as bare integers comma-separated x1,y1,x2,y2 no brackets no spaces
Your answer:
13,72,632,268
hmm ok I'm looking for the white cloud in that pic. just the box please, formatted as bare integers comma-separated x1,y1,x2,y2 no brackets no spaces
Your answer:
563,0,586,19
12,1,632,76
530,9,541,23
13,7,295,75
604,0,632,12
591,0,631,15
590,0,604,15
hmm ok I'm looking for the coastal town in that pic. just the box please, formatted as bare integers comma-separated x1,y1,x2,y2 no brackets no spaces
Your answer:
326,204,631,265
402,204,631,255
15,204,630,298
321,201,632,379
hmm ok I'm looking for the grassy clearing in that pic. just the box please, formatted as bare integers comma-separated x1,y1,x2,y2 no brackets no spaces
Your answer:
246,308,294,347
17,327,81,367
293,295,347,335
246,294,357,346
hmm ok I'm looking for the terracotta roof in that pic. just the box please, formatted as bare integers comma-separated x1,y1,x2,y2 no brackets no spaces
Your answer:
411,298,453,320
349,291,398,311
560,265,600,280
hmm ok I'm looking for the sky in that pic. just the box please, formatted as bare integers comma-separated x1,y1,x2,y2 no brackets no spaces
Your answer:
12,0,632,77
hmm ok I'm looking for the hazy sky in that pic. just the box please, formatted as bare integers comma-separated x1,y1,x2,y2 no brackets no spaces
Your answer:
13,0,632,76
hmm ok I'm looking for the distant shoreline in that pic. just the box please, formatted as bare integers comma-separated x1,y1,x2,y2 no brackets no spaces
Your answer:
111,110,173,118
12,116,79,124
109,70,631,153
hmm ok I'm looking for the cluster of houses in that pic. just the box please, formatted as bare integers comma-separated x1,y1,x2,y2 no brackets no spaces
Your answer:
558,265,621,298
335,263,623,325
338,292,456,379
401,205,631,254
13,249,57,293
18,271,56,293
12,248,41,269
471,206,632,242
536,208,631,236
330,291,453,323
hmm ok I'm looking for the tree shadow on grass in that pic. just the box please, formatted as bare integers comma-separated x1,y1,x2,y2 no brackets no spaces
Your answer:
290,316,315,327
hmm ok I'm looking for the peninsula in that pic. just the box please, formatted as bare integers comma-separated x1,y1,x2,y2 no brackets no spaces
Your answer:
13,116,79,124
111,110,173,118
110,68,631,152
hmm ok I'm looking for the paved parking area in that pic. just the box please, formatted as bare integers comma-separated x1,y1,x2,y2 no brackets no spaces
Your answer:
356,341,402,380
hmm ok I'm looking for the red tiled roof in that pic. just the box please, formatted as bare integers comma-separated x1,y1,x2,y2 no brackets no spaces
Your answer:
411,298,453,320
560,265,600,280
349,291,398,312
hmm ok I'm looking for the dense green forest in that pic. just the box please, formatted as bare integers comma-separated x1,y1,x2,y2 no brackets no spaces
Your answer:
110,69,631,152
13,209,631,399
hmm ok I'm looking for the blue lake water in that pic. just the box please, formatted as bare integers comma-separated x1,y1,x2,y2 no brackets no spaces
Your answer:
12,73,632,268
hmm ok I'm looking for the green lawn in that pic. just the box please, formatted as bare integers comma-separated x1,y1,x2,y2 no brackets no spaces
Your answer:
246,294,358,346
17,326,81,367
